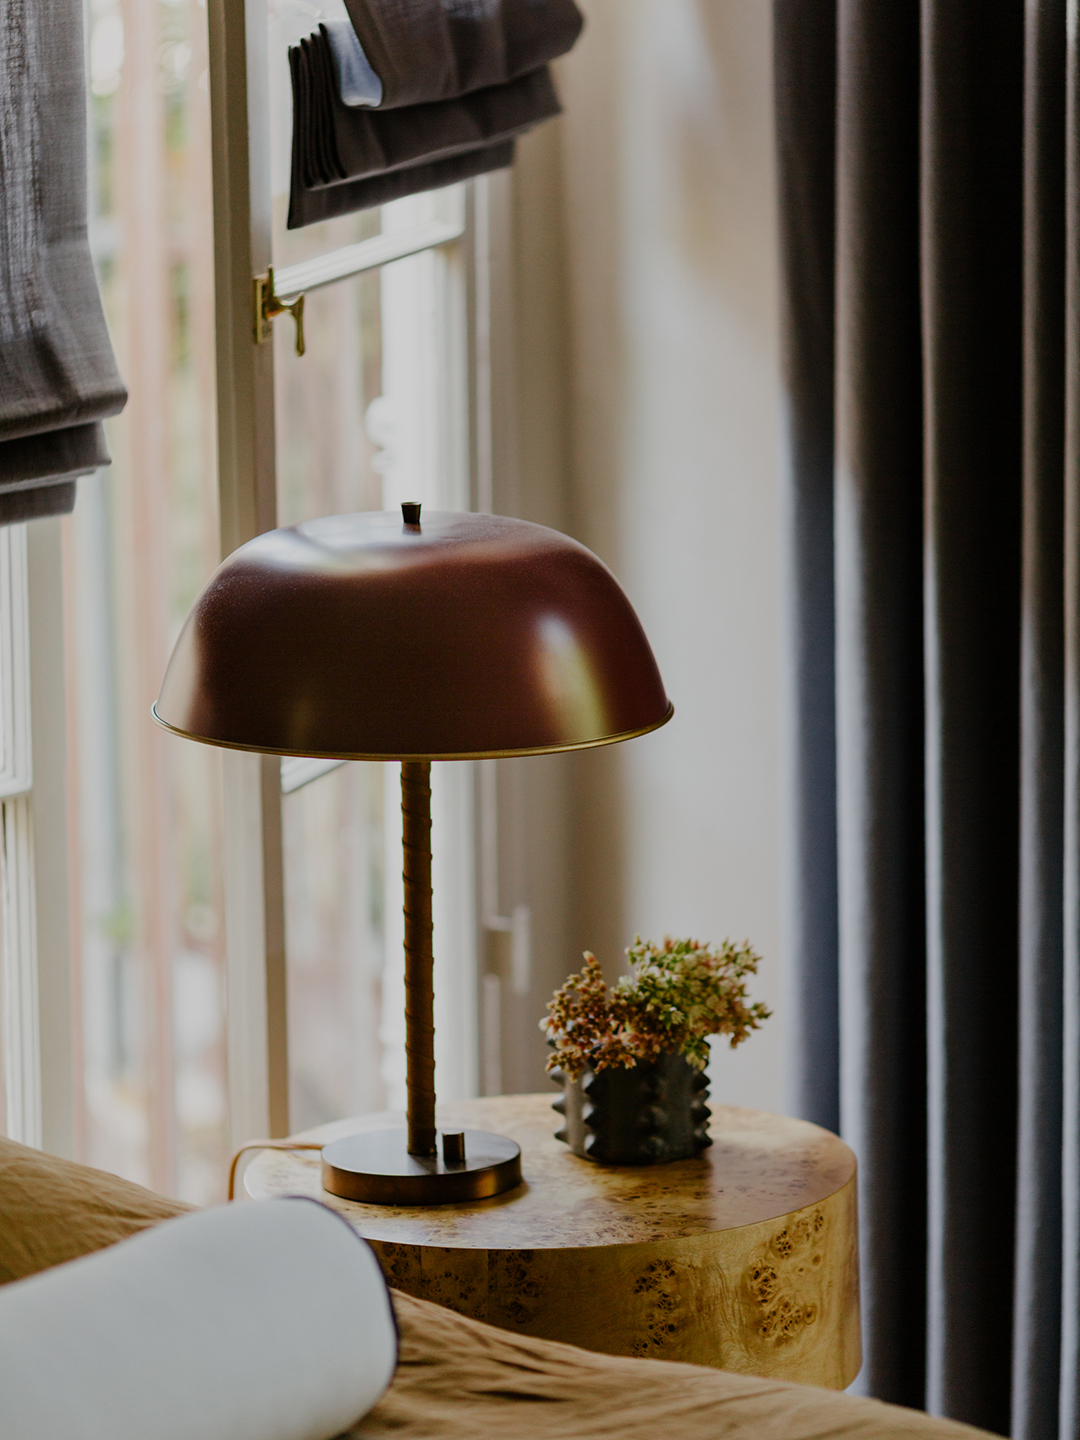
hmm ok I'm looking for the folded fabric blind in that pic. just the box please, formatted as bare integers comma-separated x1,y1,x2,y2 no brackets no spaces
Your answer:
289,0,584,227
0,0,127,525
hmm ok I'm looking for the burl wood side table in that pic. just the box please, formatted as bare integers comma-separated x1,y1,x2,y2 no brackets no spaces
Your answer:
245,1093,860,1389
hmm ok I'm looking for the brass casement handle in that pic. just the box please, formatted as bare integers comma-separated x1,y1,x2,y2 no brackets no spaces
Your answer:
254,268,306,356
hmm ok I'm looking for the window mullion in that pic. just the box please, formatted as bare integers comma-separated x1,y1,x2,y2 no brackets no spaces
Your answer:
26,517,75,1159
1,517,72,1155
0,795,40,1146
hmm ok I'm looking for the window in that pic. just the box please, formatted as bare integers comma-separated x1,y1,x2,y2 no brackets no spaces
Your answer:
0,0,496,1197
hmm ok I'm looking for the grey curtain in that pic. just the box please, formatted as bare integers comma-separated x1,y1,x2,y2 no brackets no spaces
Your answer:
0,0,126,523
775,2,1080,1436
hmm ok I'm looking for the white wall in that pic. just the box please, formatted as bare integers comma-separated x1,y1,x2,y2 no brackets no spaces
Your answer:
555,0,785,1112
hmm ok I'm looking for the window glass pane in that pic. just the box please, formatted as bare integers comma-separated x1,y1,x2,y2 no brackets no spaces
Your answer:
272,185,475,1124
67,0,227,1203
273,269,384,525
271,97,390,1124
283,763,386,1128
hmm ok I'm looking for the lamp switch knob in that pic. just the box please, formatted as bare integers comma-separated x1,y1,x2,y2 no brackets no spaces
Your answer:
442,1130,466,1166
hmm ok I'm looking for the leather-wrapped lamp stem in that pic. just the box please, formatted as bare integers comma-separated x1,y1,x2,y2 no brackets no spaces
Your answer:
318,757,523,1200
315,760,521,1209
402,760,436,1157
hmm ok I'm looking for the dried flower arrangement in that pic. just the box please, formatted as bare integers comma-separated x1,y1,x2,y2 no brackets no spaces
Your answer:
541,936,771,1081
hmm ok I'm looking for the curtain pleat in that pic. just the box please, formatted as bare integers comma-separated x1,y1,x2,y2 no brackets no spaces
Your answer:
834,0,926,1407
1061,3,1080,1432
775,0,1073,1432
922,2,1023,1430
773,0,841,1137
1015,4,1067,1438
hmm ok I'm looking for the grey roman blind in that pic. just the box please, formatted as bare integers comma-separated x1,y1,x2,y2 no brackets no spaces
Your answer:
0,0,127,524
288,0,584,227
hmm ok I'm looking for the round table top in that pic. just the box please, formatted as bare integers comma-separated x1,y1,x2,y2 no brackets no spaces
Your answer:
245,1094,855,1250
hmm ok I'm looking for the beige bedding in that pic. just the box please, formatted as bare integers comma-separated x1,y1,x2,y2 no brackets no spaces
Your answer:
0,1136,999,1439
0,1134,194,1284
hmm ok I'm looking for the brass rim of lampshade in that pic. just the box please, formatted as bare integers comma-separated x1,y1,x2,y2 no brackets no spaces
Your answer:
150,700,674,763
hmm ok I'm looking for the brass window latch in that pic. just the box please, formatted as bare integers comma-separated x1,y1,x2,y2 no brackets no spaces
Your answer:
254,268,306,356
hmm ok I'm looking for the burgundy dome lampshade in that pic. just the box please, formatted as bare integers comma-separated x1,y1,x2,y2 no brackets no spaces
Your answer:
155,505,673,1204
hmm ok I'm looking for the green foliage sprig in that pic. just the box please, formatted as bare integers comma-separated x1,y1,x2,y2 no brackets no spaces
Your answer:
540,936,771,1080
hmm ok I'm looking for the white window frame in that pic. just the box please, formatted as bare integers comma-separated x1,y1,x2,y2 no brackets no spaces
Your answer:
0,524,36,1142
0,518,76,1156
0,791,39,1144
0,527,32,802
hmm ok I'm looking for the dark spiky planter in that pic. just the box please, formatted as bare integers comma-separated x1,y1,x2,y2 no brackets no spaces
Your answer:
551,1051,712,1164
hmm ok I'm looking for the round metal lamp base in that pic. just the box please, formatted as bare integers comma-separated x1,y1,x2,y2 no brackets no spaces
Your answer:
321,1129,522,1206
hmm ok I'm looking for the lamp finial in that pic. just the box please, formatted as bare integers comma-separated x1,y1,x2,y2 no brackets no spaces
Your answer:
401,500,422,528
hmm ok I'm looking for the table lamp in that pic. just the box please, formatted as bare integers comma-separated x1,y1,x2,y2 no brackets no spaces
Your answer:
154,505,672,1205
